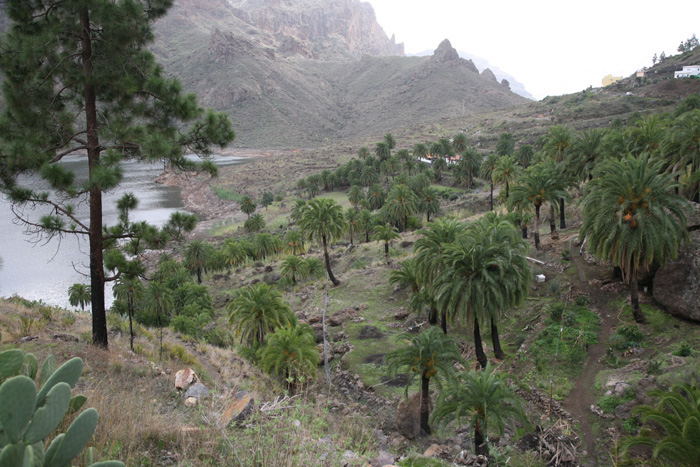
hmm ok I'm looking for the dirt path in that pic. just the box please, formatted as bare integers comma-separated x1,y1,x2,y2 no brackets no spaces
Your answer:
563,245,618,467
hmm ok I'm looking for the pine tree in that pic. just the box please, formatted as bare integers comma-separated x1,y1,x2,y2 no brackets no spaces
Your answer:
0,1,234,348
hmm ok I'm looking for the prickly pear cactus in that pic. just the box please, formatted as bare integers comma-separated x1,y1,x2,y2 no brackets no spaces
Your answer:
0,335,125,466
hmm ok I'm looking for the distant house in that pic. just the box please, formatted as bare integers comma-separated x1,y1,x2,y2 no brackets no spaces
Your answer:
602,74,623,86
636,68,647,78
675,65,700,79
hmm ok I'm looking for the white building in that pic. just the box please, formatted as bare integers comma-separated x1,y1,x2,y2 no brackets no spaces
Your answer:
674,65,700,79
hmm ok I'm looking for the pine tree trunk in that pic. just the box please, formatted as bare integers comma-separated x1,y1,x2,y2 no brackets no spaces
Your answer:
534,204,541,249
82,9,108,348
323,235,340,286
420,373,432,434
559,198,566,229
474,317,488,369
491,317,505,359
128,298,135,352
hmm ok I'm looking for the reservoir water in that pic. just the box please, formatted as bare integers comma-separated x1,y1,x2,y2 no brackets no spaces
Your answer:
0,154,247,309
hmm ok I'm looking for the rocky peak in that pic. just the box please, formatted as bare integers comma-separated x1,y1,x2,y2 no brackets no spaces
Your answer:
430,39,478,73
432,39,460,63
481,68,498,82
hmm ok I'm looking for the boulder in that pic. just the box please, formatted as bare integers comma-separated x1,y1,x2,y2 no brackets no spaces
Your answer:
328,307,359,327
175,368,198,391
653,230,700,322
395,392,431,440
218,391,255,427
424,444,450,458
184,382,210,400
184,397,198,407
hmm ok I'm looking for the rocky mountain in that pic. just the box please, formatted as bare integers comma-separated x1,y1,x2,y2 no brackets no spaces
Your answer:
151,0,528,147
0,0,529,148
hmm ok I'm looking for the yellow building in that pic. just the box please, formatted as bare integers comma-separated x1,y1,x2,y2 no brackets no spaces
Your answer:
602,74,623,86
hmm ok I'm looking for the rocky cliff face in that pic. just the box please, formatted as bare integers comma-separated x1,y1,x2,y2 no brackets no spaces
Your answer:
227,0,403,58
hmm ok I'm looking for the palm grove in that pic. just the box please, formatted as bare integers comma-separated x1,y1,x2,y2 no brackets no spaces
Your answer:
1,1,699,462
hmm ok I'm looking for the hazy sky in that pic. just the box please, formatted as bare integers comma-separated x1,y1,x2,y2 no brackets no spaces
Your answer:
368,0,700,100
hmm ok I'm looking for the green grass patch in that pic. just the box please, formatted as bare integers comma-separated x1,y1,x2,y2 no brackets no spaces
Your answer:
212,185,244,202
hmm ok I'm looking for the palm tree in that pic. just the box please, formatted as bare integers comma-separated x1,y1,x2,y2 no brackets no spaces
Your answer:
567,128,607,183
145,280,174,361
452,133,468,155
384,132,396,151
419,187,441,223
386,326,462,435
373,223,401,264
345,207,360,246
581,153,689,323
375,141,391,162
509,161,567,249
244,213,266,232
280,255,308,284
462,149,482,188
666,109,700,201
496,132,515,156
68,283,91,312
413,143,428,161
515,144,534,168
390,258,421,294
260,323,319,393
480,153,499,210
366,184,386,210
298,198,346,286
473,213,531,359
432,364,526,456
628,114,667,156
253,232,279,260
184,240,212,284
542,125,574,228
240,195,256,220
493,155,520,201
357,146,370,160
222,239,248,269
384,184,418,232
413,218,465,330
621,384,700,465
303,256,325,279
348,185,364,209
431,157,447,182
289,199,307,225
359,209,375,243
228,283,295,347
360,165,379,187
113,276,144,351
284,230,305,256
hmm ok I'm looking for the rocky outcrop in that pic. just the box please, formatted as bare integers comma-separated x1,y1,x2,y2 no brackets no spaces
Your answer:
653,204,700,322
231,0,404,58
481,68,498,82
430,39,478,73
395,392,431,439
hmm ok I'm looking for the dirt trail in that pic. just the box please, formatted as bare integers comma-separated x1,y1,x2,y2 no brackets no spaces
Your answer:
563,245,619,467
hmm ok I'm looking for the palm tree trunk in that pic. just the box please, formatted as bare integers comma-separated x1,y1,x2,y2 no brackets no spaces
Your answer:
428,306,438,325
505,181,510,200
489,182,494,211
322,235,340,286
521,221,528,239
440,309,447,334
559,198,566,229
491,317,505,359
420,373,432,434
426,211,430,223
385,242,390,265
474,317,488,369
474,418,488,456
549,203,557,234
534,205,541,249
630,262,646,324
196,268,202,284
